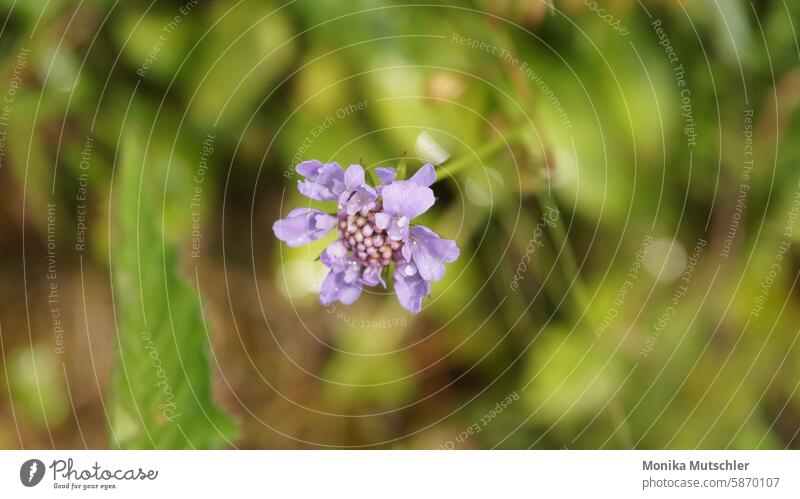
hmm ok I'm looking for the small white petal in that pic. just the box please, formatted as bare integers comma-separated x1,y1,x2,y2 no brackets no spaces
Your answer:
415,131,450,165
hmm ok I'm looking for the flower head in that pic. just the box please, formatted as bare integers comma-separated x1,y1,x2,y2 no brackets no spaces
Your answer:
274,161,458,313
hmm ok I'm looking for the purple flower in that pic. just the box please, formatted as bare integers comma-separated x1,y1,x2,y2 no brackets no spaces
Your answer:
320,268,362,305
394,262,431,314
374,163,437,242
319,241,362,305
273,160,458,313
296,160,346,201
339,164,377,215
375,167,397,184
402,225,460,281
272,208,337,247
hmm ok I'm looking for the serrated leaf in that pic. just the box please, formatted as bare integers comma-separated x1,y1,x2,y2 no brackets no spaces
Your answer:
108,131,237,449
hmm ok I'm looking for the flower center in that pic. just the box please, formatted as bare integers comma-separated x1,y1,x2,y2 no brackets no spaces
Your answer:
337,201,403,267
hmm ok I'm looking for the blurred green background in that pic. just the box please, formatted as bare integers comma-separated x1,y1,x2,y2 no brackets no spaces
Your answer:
0,0,799,449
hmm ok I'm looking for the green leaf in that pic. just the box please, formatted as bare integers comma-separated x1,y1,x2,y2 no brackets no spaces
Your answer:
396,157,407,181
108,131,237,449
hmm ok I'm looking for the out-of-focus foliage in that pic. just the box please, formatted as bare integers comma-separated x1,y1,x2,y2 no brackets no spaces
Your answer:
108,132,237,449
0,0,798,449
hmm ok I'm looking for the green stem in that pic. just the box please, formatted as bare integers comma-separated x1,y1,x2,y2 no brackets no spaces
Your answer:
435,120,594,330
435,123,528,181
537,196,589,318
396,157,407,181
438,121,593,331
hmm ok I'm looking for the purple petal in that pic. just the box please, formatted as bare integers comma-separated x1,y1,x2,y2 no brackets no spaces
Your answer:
343,261,362,284
381,181,435,220
344,164,366,191
375,167,397,184
320,269,362,305
342,185,377,216
374,212,391,229
401,241,412,261
393,263,431,313
272,208,336,247
320,243,362,284
386,215,409,242
409,163,436,187
320,240,347,267
408,225,459,281
295,159,323,178
361,265,386,288
295,160,345,201
375,212,410,242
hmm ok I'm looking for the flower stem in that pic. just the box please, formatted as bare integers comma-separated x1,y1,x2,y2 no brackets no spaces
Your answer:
536,195,589,316
435,123,528,181
437,122,593,335
396,157,408,181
